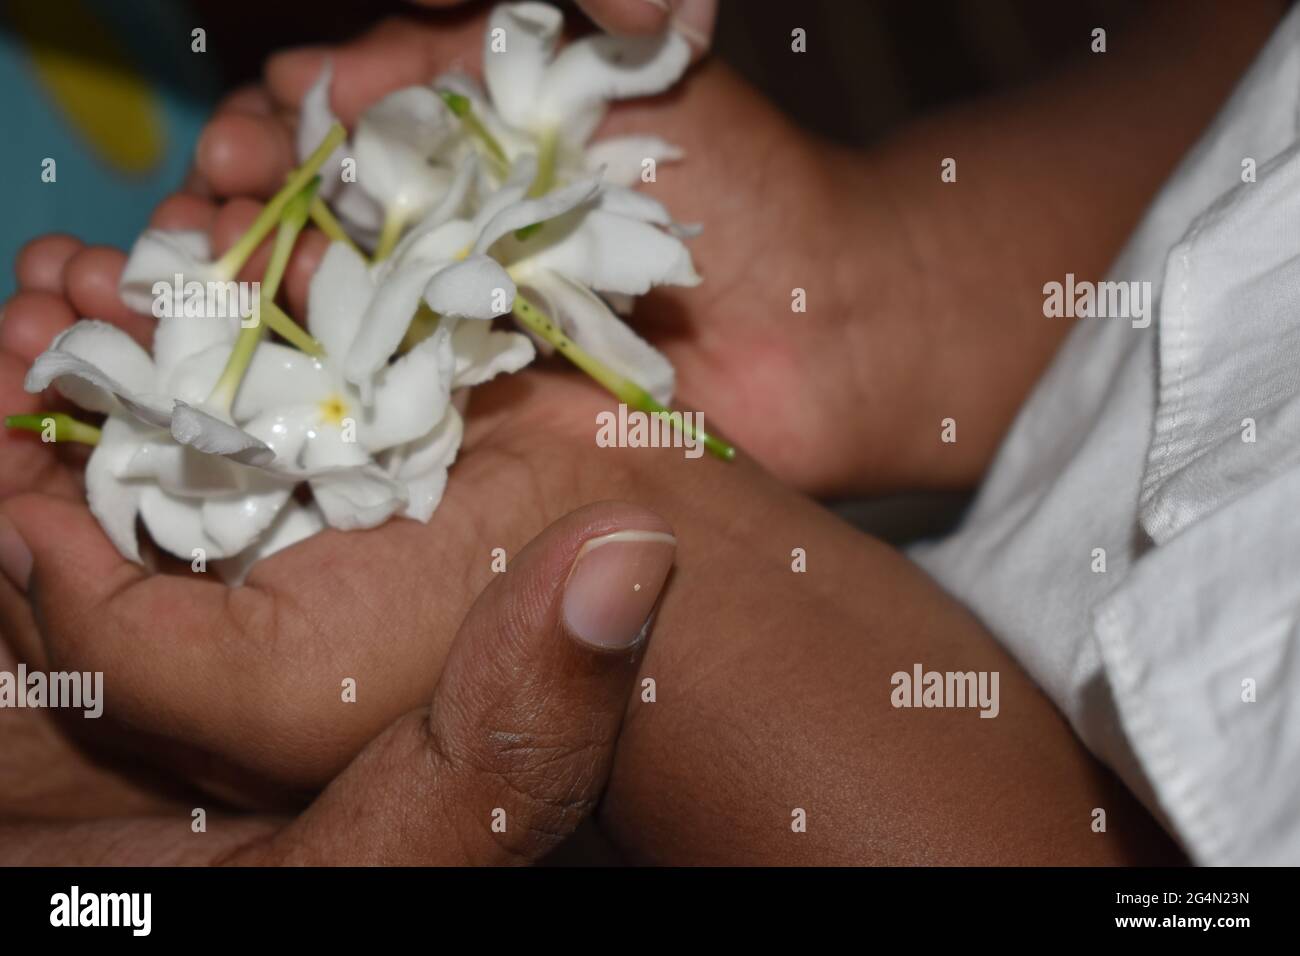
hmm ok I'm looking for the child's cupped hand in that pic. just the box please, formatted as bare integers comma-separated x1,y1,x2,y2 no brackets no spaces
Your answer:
0,2,894,806
181,7,899,494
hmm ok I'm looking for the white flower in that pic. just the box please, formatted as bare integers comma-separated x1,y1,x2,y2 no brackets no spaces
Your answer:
118,230,235,317
468,158,699,404
299,64,472,245
161,159,588,530
478,2,691,182
25,320,301,562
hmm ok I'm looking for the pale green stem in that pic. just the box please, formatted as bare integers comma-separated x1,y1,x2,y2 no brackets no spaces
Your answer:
309,195,363,256
439,90,510,179
511,294,736,461
212,123,345,279
262,300,326,358
515,128,559,241
399,303,441,354
371,208,407,263
526,127,559,198
5,413,101,445
209,181,319,413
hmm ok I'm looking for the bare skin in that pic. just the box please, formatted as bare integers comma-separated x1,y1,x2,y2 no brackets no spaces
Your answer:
1,0,1282,863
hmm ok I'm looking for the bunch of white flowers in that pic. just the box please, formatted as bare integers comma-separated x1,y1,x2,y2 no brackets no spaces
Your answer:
9,2,728,581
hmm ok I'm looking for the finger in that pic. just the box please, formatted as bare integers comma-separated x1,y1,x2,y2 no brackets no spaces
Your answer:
186,85,279,198
577,0,673,35
671,0,716,59
0,291,76,365
235,501,676,865
149,193,218,232
15,234,83,294
0,493,269,754
265,13,489,123
63,247,155,347
196,110,296,200
215,84,275,117
0,351,81,503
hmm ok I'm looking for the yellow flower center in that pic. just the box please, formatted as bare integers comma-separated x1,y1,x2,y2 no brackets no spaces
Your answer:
319,393,350,426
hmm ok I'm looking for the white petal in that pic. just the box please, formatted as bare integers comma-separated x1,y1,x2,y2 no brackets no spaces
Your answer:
298,62,347,198
138,485,229,560
354,86,457,218
215,501,326,586
119,230,215,315
472,173,601,254
307,241,375,359
26,321,169,423
423,255,516,321
596,184,674,224
297,64,384,236
310,466,407,530
390,155,483,264
170,401,275,467
469,154,537,237
362,325,454,453
538,31,691,142
521,207,700,295
332,185,386,238
388,406,463,522
122,439,256,497
201,477,295,556
450,318,535,387
342,258,442,393
393,219,476,270
584,136,684,188
234,344,336,420
152,314,239,385
240,406,316,468
525,270,674,403
484,2,562,129
85,417,146,562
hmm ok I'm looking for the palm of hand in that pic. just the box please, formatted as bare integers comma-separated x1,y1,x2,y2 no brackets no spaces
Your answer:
1,14,861,802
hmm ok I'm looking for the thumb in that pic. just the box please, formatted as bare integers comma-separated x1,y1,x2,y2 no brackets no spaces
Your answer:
236,501,675,865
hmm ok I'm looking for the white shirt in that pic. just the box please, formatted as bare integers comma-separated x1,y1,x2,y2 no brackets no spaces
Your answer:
912,8,1300,865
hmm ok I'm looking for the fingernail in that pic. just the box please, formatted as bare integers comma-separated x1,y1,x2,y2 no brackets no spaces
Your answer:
0,515,32,593
672,0,716,54
562,529,676,651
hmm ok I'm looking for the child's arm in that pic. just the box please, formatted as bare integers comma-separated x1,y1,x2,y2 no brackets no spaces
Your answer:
593,452,1182,864
802,0,1286,494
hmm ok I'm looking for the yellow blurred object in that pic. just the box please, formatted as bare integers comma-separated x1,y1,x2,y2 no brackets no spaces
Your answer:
6,0,164,173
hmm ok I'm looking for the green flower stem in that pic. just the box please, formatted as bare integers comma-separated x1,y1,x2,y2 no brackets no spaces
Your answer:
439,90,510,179
212,122,345,279
371,209,407,263
511,294,736,461
399,303,441,353
309,195,362,256
514,128,559,241
5,413,101,445
262,300,326,358
209,181,319,412
261,178,319,299
527,127,559,198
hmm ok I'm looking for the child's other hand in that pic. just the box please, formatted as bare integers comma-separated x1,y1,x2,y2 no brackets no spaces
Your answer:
181,9,906,495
